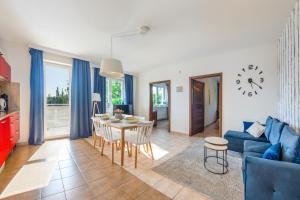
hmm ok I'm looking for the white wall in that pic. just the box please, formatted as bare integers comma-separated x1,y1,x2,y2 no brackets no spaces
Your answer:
136,43,278,135
0,39,30,143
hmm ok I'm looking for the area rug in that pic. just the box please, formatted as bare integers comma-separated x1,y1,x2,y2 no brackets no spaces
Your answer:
152,140,244,200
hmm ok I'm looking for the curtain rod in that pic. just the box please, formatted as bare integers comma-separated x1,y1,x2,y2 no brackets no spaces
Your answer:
28,43,137,77
28,43,99,64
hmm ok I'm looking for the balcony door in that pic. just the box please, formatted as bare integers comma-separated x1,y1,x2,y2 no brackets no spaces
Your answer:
44,62,71,139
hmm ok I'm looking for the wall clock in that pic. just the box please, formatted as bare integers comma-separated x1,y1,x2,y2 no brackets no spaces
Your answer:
236,65,264,97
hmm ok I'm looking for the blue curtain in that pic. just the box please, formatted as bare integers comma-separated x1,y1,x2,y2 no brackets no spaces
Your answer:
93,68,106,114
70,58,92,139
124,74,134,114
28,48,44,145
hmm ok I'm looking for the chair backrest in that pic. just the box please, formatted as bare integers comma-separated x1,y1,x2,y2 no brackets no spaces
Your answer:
99,120,114,141
134,121,154,145
92,117,102,137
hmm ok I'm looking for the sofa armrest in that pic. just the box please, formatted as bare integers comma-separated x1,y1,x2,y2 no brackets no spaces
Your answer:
244,156,300,200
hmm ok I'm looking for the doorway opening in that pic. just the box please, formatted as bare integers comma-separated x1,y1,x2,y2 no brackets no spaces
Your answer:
44,62,71,139
189,73,222,137
149,80,171,132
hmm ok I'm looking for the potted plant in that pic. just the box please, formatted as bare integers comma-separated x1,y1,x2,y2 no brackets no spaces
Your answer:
114,108,124,120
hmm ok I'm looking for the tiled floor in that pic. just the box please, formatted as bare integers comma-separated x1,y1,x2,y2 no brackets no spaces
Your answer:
0,139,170,200
0,125,218,200
85,127,212,200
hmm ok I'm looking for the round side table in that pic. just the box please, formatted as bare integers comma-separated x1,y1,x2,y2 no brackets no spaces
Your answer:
204,137,228,174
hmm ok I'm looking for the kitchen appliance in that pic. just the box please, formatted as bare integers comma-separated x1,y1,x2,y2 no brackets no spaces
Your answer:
0,93,8,112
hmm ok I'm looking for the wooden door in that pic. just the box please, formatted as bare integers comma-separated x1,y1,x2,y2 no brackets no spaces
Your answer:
191,80,205,135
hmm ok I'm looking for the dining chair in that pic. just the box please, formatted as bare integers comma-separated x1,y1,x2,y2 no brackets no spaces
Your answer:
91,117,103,148
125,121,154,168
99,120,121,164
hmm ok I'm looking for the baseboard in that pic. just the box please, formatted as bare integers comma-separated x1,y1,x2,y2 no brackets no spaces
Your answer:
170,130,189,135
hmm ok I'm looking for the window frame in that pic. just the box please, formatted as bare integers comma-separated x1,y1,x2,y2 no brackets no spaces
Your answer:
106,77,125,113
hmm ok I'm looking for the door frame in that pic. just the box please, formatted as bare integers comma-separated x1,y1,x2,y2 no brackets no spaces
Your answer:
149,80,171,132
189,73,223,137
44,61,72,140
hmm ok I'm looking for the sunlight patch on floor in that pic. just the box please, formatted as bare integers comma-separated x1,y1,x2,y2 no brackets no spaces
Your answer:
0,140,66,199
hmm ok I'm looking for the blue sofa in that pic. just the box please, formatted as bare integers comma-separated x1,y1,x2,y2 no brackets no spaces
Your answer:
224,117,300,200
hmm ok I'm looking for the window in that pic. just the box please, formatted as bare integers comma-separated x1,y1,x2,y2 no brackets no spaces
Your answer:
44,62,71,138
106,78,125,113
152,85,168,106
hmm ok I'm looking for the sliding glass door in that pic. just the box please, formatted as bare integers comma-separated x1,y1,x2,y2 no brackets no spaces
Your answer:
44,62,71,139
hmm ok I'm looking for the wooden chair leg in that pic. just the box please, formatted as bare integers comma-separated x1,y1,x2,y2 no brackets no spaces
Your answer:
101,140,105,155
135,145,138,168
98,136,102,147
149,142,154,160
93,136,97,148
112,143,114,164
126,142,131,157
130,143,133,157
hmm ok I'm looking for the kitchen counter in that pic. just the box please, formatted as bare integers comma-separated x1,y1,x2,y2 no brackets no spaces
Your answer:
0,111,19,120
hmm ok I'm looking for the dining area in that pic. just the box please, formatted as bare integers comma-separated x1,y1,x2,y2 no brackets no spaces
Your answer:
91,112,155,168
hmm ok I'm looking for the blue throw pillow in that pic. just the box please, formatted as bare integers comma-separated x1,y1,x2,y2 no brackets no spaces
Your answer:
243,121,254,132
279,126,300,163
263,143,281,160
269,119,286,145
264,116,273,140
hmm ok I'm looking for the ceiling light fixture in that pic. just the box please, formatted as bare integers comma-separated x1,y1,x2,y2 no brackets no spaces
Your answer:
100,26,150,78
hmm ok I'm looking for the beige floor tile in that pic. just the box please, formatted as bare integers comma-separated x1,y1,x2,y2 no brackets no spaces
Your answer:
153,177,183,198
174,187,211,200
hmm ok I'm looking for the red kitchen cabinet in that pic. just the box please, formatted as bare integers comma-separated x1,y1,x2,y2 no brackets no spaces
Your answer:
0,112,19,168
0,56,11,81
0,117,10,167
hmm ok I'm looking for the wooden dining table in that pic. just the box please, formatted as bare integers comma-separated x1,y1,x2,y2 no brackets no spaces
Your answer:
109,122,139,166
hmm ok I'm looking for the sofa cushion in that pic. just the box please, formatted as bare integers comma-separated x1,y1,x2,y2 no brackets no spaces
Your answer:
279,126,300,163
243,121,254,132
225,130,268,142
244,140,271,154
225,130,268,153
264,116,273,140
269,119,285,145
262,143,281,160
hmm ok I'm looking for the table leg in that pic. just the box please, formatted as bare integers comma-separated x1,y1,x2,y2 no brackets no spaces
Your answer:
121,129,125,166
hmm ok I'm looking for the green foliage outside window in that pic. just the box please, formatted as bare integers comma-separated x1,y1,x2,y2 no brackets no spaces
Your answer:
106,78,124,106
111,80,123,105
47,86,69,104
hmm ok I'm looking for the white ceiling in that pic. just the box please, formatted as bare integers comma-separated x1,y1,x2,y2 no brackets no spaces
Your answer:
0,0,296,72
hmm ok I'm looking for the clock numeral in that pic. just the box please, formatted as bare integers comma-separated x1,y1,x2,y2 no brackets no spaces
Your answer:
255,91,258,95
238,73,242,77
236,79,240,84
242,68,246,72
248,92,252,97
238,87,242,90
260,78,264,83
248,65,254,70
259,71,263,75
255,66,258,70
243,91,246,95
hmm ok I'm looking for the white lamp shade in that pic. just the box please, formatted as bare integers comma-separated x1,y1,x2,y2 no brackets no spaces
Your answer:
92,93,101,102
100,58,124,78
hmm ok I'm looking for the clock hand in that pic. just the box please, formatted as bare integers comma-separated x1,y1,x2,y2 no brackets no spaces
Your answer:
252,81,262,89
250,82,253,89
